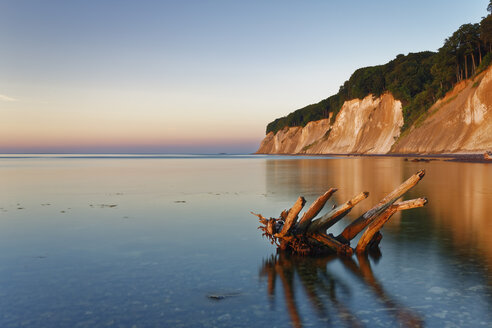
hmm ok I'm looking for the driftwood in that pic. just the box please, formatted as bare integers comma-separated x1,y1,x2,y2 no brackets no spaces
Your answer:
484,151,492,160
253,170,427,255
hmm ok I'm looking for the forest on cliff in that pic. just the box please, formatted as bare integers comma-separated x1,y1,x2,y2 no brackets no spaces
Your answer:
267,2,492,134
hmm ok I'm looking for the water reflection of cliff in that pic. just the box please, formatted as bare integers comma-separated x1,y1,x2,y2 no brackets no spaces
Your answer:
260,252,423,328
265,157,492,277
265,158,405,227
415,161,492,270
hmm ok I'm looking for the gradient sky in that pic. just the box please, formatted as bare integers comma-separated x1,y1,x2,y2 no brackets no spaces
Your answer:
0,0,488,153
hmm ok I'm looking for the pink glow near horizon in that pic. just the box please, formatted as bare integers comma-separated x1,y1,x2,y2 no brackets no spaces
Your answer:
0,138,263,154
0,106,266,153
0,127,263,153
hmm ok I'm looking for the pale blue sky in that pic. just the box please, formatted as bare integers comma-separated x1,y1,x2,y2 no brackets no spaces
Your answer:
0,0,488,153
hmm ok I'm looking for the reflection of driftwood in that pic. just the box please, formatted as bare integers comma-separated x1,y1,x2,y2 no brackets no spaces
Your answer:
260,253,424,328
253,170,427,255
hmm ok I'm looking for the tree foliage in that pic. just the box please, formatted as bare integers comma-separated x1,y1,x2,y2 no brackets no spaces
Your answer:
266,8,492,135
481,15,492,51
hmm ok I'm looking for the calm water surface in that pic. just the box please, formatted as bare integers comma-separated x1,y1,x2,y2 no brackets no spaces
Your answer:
0,155,491,327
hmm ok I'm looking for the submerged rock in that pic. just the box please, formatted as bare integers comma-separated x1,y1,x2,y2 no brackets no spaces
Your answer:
206,292,241,301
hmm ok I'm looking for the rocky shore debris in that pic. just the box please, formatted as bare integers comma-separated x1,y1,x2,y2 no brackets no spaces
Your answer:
404,158,432,162
90,204,118,208
206,291,241,301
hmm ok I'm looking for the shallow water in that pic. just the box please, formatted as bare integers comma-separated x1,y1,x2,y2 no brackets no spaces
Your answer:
0,155,491,327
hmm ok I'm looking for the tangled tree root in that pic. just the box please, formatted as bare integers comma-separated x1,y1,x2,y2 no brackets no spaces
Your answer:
253,170,427,256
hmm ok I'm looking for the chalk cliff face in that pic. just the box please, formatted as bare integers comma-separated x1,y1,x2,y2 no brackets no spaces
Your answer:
257,66,492,155
257,93,403,154
392,66,492,154
257,118,331,154
309,93,403,154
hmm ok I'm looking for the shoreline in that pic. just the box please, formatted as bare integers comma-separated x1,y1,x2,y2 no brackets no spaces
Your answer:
254,152,492,163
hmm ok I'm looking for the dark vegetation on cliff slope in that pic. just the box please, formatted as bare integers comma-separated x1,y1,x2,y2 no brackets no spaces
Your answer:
266,3,492,134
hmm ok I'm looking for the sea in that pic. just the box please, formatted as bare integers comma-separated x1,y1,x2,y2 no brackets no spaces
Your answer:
0,154,491,327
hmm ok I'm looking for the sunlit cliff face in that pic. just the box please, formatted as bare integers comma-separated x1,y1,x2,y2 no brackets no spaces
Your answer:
257,119,332,154
312,93,403,154
257,93,403,155
258,66,492,155
393,66,492,154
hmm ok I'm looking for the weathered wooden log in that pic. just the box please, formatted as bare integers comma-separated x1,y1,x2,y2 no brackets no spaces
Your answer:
254,170,427,257
484,151,492,160
363,197,429,251
337,170,425,243
309,233,353,256
367,231,383,251
307,191,369,233
296,188,337,233
276,197,306,237
355,198,427,253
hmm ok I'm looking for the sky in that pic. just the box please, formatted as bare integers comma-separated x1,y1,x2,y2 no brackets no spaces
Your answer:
0,0,489,154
